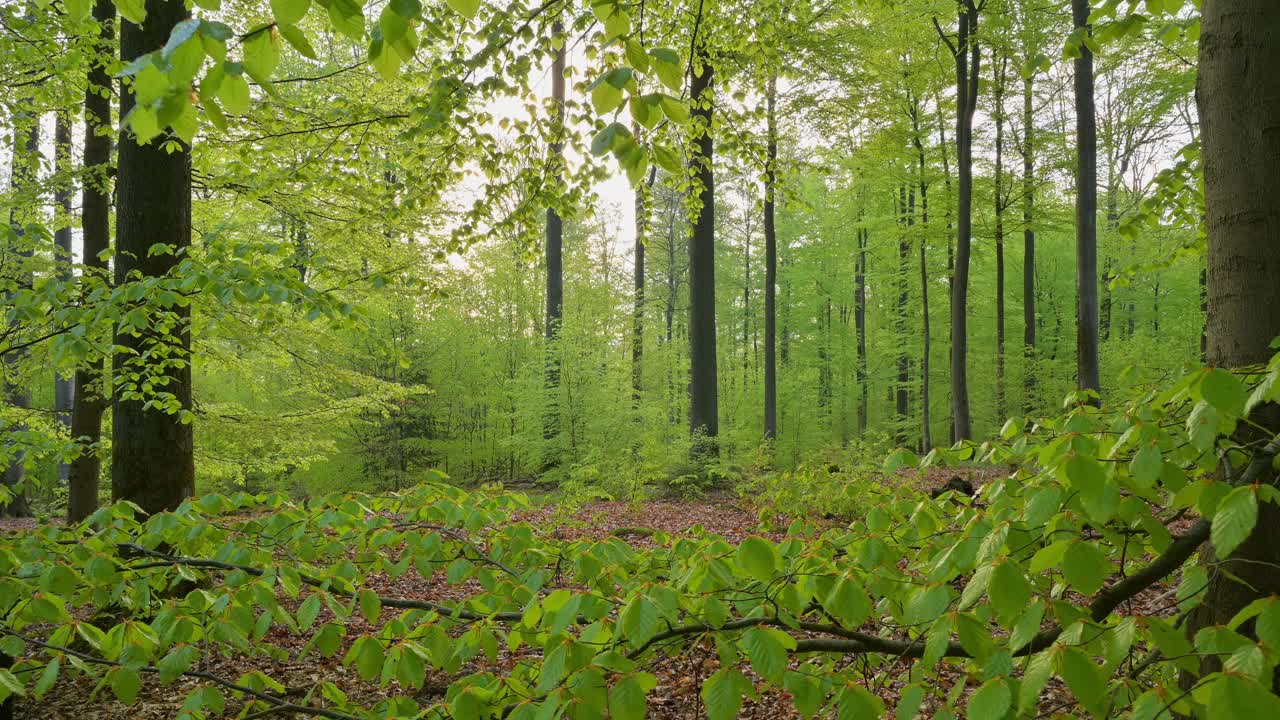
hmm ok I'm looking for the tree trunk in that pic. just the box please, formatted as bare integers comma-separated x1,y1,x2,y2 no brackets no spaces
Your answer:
1072,0,1102,400
54,112,74,485
994,54,1007,423
911,96,932,451
68,0,115,523
112,0,195,514
1022,73,1037,414
633,163,653,407
1189,0,1280,690
896,186,910,445
2,95,39,519
687,47,719,452
947,4,980,440
763,73,778,441
542,23,566,464
855,225,868,436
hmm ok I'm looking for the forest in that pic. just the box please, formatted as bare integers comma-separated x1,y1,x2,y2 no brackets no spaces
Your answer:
1,0,1279,717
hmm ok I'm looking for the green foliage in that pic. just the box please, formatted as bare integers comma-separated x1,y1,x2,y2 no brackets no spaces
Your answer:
3,354,1280,717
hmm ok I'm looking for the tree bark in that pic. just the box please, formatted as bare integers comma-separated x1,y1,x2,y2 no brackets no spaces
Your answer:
112,0,195,514
633,163,653,408
543,22,566,457
763,73,778,441
1072,0,1102,400
911,96,932,451
2,92,39,519
942,3,980,440
687,46,719,453
68,0,114,523
994,54,1007,423
1022,73,1037,414
896,186,910,445
855,224,868,436
1188,0,1280,688
54,112,74,486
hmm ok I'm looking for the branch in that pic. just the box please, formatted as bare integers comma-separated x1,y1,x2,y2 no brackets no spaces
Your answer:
931,17,958,58
0,628,362,720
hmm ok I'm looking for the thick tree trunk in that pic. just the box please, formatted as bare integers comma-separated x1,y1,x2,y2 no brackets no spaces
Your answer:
763,74,778,441
687,47,719,452
68,0,114,523
1072,0,1102,400
1188,0,1280,688
112,0,195,514
1022,73,1037,414
543,23,566,454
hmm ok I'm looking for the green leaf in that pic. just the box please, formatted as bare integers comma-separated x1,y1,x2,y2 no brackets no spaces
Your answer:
40,565,79,596
1206,674,1280,720
110,667,142,704
243,29,281,83
1055,648,1107,716
905,584,950,625
591,81,624,115
1062,541,1110,595
967,678,1012,720
1201,368,1247,417
158,645,198,683
217,73,250,115
824,574,872,628
836,685,884,719
609,673,656,720
740,627,792,683
1212,486,1258,558
618,595,659,649
117,0,146,24
279,24,319,60
270,0,310,25
345,636,384,682
32,656,59,698
649,48,683,92
701,668,750,720
895,684,924,720
327,0,365,39
988,560,1032,625
1130,443,1163,487
358,588,381,623
784,671,823,719
1256,599,1280,649
736,536,779,583
0,669,23,703
297,594,322,630
445,0,481,19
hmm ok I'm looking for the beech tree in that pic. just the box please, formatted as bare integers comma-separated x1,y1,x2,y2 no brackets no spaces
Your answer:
111,0,195,513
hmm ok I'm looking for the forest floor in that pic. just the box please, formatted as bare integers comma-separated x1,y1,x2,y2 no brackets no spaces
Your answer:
9,465,1180,719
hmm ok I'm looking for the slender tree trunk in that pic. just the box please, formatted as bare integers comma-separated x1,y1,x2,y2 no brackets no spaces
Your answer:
855,225,868,436
1072,0,1102,400
944,3,981,440
911,100,932,451
543,23,566,464
994,54,1007,422
687,46,718,452
633,164,653,407
763,74,778,441
68,0,115,523
2,97,39,519
935,95,955,444
896,186,910,445
1188,0,1280,691
112,0,195,514
54,113,74,485
1022,73,1037,414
